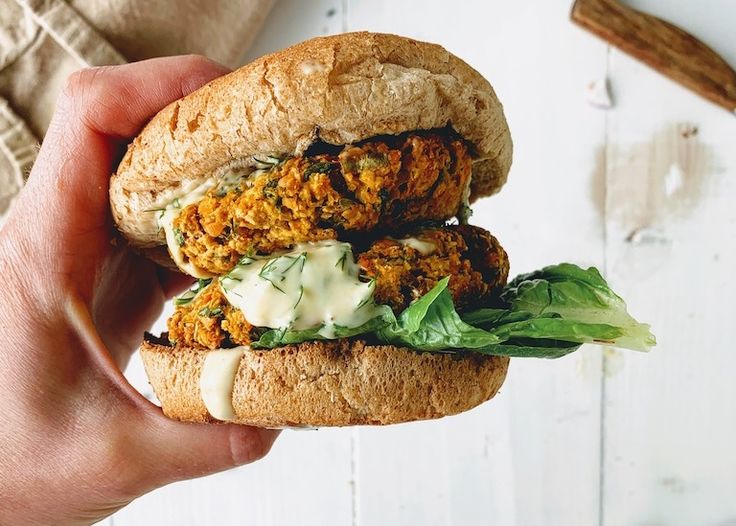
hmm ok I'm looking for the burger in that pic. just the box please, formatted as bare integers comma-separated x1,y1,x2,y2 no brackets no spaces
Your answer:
110,32,654,427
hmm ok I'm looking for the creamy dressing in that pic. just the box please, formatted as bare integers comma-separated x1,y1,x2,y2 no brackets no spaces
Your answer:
397,237,437,255
219,241,383,335
458,171,473,225
157,161,271,278
159,178,219,278
199,346,247,421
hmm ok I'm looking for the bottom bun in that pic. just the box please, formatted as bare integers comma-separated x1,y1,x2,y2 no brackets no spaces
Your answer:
140,339,509,427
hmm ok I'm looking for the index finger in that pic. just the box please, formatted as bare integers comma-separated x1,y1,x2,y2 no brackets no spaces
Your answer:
20,55,230,255
53,55,230,141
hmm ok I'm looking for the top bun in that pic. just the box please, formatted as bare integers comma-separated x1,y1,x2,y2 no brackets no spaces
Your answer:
110,32,513,249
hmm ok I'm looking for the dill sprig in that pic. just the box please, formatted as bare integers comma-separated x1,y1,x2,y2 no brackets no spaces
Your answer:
174,278,212,306
293,285,304,309
356,278,376,310
198,306,223,318
173,228,185,247
258,258,287,294
335,249,348,270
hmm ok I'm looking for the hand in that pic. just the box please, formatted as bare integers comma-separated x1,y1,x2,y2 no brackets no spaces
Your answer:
0,56,280,525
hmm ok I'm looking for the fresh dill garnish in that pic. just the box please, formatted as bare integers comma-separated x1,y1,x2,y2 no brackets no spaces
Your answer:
172,198,181,209
293,285,304,309
173,228,185,247
237,253,255,267
356,279,376,310
223,268,242,282
258,259,287,293
174,278,212,306
174,295,193,306
143,207,166,220
198,306,223,318
335,250,348,270
257,252,307,294
283,252,307,273
263,278,285,294
252,154,285,169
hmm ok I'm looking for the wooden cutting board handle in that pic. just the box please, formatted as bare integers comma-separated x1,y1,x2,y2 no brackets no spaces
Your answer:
571,0,736,114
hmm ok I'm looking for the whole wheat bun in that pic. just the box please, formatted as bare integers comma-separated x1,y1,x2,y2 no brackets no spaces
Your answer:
111,31,512,251
140,338,509,427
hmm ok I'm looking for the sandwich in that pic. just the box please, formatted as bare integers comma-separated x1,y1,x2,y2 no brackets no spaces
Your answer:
110,32,654,427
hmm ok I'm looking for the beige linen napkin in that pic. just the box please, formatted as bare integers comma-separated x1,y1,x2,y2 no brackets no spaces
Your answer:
0,0,275,220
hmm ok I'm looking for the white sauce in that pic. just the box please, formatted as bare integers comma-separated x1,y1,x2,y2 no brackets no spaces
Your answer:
157,162,267,278
199,346,247,421
220,241,383,336
159,178,219,278
458,169,473,224
397,237,437,255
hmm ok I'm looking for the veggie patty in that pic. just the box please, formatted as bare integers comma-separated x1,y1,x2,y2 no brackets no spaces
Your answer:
173,132,472,275
167,225,508,349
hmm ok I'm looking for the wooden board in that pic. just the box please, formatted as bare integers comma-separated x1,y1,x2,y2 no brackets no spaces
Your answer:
114,0,736,524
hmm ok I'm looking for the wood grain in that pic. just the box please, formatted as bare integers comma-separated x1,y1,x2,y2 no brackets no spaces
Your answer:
572,0,736,113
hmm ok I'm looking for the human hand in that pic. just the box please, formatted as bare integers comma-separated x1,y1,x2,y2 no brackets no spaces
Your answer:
0,56,280,525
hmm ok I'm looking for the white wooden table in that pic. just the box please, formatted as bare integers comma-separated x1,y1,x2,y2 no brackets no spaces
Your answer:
114,1,736,524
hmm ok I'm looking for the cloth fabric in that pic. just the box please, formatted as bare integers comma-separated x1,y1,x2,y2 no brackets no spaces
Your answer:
0,0,275,221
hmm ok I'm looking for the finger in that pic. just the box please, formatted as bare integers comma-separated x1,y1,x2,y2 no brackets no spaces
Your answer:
123,412,280,493
23,56,230,238
54,55,230,140
157,267,196,300
92,248,167,367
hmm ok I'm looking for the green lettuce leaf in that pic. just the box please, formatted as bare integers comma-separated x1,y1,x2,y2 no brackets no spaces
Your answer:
375,265,654,358
376,277,502,351
251,305,395,348
250,263,654,359
499,264,656,351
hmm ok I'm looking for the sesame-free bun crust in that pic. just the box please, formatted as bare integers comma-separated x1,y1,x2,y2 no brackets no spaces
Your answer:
140,339,509,427
111,32,512,249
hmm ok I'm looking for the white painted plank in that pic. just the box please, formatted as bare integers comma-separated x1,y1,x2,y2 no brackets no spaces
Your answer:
114,1,354,525
242,0,344,64
600,1,736,524
347,1,608,524
112,429,353,525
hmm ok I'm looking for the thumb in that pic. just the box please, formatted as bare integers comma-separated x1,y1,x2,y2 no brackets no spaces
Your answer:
122,411,280,494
